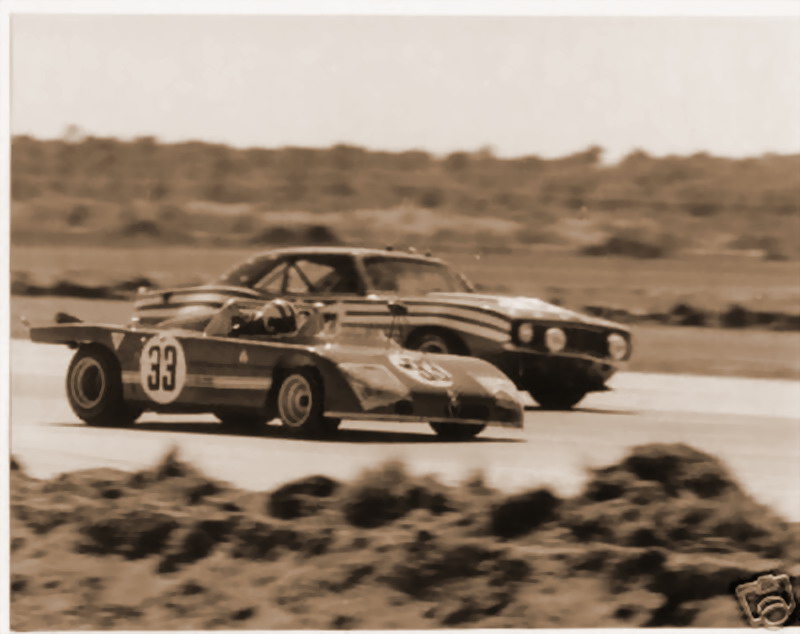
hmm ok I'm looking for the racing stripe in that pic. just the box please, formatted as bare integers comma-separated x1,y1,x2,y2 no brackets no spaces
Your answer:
338,300,511,341
404,299,511,324
185,375,272,390
139,286,262,300
136,296,269,312
339,301,511,331
342,314,508,342
196,285,264,297
345,309,508,334
339,297,512,325
121,371,271,391
136,300,225,312
134,307,218,321
135,289,262,310
134,291,513,343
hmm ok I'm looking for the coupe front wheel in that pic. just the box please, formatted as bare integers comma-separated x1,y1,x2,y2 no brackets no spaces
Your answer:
66,345,140,427
527,386,589,410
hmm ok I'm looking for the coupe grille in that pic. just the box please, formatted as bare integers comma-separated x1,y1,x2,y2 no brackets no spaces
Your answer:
564,327,609,357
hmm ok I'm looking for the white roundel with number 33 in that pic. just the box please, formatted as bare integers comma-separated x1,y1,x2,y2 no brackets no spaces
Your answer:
139,334,187,404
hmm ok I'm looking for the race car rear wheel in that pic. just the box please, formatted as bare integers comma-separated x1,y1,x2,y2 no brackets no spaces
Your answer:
276,368,336,437
528,386,588,410
429,422,486,440
66,345,140,427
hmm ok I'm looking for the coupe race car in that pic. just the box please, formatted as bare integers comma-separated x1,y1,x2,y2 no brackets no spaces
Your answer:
29,299,523,439
133,246,633,409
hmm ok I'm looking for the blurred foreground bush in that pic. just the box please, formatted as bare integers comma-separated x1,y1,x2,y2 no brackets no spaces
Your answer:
10,443,800,629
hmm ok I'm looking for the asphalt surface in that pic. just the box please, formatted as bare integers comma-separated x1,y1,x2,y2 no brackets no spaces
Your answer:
10,339,800,521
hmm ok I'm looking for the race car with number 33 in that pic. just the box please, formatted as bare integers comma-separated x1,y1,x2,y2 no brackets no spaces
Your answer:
133,247,633,409
29,299,524,439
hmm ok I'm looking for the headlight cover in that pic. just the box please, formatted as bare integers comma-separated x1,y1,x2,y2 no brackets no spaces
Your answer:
607,333,629,360
517,322,535,344
544,327,567,353
339,363,411,410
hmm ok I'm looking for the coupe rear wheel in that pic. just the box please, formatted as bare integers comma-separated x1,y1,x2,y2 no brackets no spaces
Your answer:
276,369,338,437
66,345,140,427
407,330,461,355
429,422,486,440
528,386,589,410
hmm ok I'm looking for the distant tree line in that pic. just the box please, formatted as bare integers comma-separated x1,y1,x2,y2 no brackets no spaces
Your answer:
11,135,799,220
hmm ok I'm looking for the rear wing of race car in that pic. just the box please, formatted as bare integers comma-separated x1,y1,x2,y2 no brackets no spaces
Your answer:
29,322,131,349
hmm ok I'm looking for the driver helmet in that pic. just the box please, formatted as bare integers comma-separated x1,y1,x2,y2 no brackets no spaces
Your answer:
255,298,298,335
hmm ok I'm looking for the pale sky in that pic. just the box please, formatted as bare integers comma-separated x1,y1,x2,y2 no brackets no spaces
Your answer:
10,12,800,161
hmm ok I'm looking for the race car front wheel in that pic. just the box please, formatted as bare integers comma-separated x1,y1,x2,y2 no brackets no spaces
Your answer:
276,368,338,437
429,422,486,440
66,345,140,427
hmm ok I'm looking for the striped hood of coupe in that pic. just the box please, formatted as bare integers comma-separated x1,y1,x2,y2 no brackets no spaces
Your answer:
426,292,627,329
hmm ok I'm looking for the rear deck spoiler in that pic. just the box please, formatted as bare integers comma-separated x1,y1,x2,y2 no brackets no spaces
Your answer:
29,323,131,348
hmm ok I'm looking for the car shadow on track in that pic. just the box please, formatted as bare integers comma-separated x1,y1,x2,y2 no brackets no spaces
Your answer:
523,405,637,415
52,421,524,444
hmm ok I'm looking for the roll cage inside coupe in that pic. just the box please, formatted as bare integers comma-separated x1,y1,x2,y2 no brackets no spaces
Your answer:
218,249,473,297
135,247,633,410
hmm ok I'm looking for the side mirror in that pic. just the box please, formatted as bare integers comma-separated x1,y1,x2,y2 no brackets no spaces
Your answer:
56,312,82,324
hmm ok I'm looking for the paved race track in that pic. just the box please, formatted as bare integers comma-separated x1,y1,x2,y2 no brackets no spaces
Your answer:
10,340,800,520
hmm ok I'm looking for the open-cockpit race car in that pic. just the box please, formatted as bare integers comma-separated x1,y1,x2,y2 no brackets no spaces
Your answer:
29,299,524,440
133,247,633,409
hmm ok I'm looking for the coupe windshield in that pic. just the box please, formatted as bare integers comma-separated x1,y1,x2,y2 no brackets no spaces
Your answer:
363,257,472,295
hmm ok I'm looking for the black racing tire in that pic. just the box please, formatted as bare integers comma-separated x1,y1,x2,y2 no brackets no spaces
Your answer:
66,345,140,427
214,412,266,434
276,368,337,438
319,417,341,436
407,330,463,355
528,386,589,410
429,422,486,440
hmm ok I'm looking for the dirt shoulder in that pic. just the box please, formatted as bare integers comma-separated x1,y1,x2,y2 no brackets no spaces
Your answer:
10,443,800,630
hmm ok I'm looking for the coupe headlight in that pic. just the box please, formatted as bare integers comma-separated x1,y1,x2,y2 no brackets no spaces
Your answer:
607,333,628,360
517,322,535,344
544,327,566,353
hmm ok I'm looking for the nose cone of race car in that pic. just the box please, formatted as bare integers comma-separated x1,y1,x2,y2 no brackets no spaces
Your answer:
466,372,524,425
